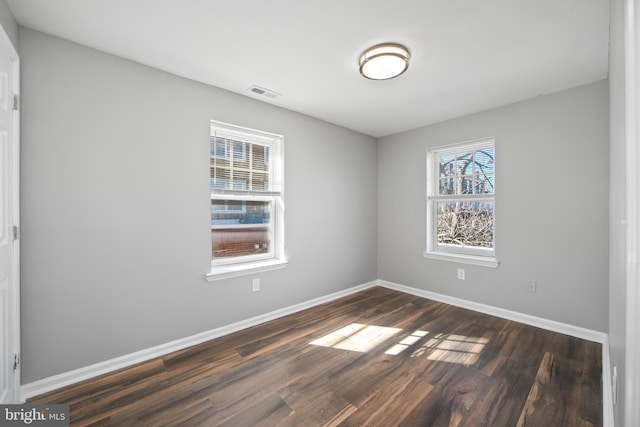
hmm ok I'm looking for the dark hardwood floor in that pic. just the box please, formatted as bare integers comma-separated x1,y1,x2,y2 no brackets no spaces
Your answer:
29,287,602,426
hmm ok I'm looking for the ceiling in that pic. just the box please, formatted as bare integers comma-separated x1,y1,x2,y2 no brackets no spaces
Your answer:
7,0,610,138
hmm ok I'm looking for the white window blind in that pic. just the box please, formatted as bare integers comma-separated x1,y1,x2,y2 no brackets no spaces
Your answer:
210,122,283,195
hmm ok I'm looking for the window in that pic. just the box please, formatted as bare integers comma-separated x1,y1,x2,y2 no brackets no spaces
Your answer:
211,138,246,162
424,138,498,267
207,121,286,280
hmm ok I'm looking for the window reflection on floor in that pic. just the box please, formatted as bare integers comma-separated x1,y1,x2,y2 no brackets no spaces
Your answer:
310,323,488,366
309,323,401,353
385,330,429,355
413,333,489,366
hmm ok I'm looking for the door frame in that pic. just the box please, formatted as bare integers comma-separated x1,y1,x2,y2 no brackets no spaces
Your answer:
625,1,640,425
0,23,20,403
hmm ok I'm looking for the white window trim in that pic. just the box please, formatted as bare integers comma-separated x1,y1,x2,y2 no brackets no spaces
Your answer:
425,137,499,268
422,250,499,268
206,258,289,281
208,121,286,279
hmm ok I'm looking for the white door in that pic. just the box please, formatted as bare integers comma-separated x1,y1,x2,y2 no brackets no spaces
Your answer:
0,27,19,404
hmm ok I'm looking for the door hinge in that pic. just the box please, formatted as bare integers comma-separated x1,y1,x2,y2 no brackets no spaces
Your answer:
12,353,19,371
12,225,19,241
12,94,18,111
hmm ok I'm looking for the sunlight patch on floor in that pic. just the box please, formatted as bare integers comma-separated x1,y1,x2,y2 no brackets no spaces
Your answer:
310,323,488,366
309,323,402,353
384,330,429,355
412,333,489,366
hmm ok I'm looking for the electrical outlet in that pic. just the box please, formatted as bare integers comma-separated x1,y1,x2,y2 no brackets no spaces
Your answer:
457,268,465,280
527,280,537,293
252,278,260,292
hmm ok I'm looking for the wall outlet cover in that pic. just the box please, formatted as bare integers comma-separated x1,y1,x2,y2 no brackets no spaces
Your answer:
527,280,537,293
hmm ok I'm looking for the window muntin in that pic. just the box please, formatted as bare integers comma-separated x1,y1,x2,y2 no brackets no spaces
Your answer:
210,121,283,267
427,139,495,259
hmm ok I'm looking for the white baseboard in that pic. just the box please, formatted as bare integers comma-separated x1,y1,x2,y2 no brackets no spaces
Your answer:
20,280,378,401
376,280,608,343
601,335,614,427
22,278,612,427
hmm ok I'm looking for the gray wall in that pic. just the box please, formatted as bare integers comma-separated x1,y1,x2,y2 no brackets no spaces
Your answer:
0,0,18,50
19,28,378,383
18,22,611,386
609,0,627,424
378,80,609,332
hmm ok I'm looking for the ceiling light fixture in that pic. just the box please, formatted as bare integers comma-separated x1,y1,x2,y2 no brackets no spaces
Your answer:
359,43,410,80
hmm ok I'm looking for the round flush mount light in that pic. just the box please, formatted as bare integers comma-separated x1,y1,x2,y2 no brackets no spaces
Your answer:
359,43,410,80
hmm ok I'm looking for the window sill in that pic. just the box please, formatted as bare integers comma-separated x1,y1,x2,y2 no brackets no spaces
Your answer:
422,251,500,268
206,258,288,282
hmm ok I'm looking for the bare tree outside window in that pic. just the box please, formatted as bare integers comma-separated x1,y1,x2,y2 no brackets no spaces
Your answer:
436,201,494,248
436,147,494,248
426,139,496,261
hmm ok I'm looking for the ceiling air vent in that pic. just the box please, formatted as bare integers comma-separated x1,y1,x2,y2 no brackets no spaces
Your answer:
248,85,280,99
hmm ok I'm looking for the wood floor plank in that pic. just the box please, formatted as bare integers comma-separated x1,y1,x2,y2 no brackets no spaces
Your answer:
28,287,602,426
456,376,519,427
337,364,435,426
517,350,602,427
397,363,497,427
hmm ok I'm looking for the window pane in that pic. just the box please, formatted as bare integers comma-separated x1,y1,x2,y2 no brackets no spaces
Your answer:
252,145,269,172
474,147,494,172
436,201,494,248
232,141,246,162
210,178,227,190
251,172,269,191
211,169,231,189
439,154,456,195
455,152,473,176
211,138,229,159
474,173,494,194
461,175,474,194
211,199,272,260
232,173,249,190
211,199,227,211
473,147,494,194
227,200,243,211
